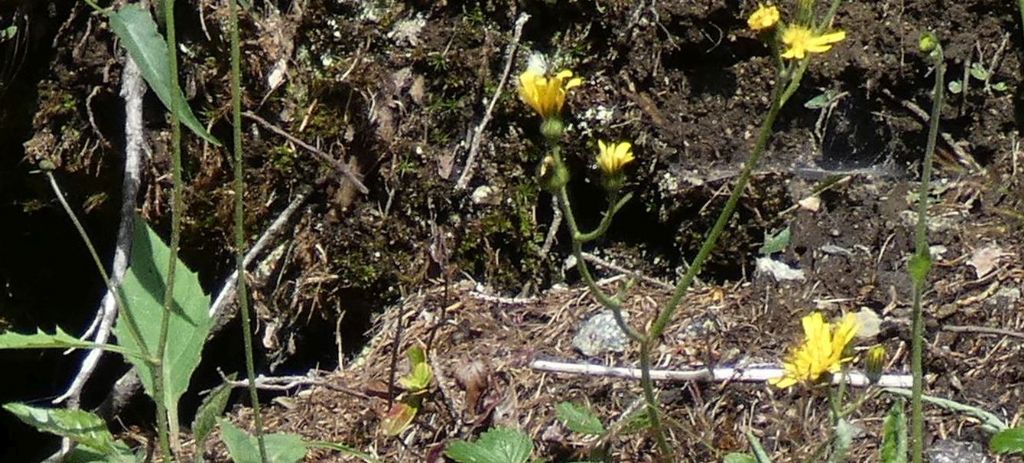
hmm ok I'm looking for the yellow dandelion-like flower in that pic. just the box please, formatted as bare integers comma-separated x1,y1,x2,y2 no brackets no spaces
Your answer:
780,26,846,60
770,312,859,389
518,68,583,120
865,344,886,384
596,140,634,176
747,4,780,31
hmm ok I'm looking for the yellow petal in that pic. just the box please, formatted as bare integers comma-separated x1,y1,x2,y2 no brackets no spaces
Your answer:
565,77,583,90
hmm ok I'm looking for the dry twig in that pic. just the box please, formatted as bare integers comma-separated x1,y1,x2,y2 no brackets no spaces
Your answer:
454,12,529,189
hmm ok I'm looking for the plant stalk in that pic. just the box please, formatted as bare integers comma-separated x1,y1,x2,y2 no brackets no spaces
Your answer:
157,0,184,457
910,41,944,463
228,0,269,461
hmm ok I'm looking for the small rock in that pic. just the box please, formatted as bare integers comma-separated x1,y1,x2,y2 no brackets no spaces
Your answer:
926,439,990,463
798,195,821,212
573,310,630,357
853,307,881,339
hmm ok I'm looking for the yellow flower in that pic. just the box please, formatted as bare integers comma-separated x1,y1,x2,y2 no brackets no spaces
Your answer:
770,312,859,389
747,4,780,31
596,140,634,176
518,68,583,120
780,26,846,60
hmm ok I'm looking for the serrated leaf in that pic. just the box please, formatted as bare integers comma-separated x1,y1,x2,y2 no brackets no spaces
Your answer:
991,426,1024,455
192,374,236,452
744,430,773,463
380,402,418,436
827,418,854,463
107,5,220,145
724,454,757,463
445,426,534,463
948,80,962,94
759,226,791,255
3,403,133,460
555,402,605,435
0,327,137,359
115,219,212,423
880,400,907,463
65,447,142,463
219,419,308,463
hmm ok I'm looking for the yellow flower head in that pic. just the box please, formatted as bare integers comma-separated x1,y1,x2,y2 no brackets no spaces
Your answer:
596,140,635,176
518,67,583,120
770,312,859,389
780,26,846,60
747,4,780,31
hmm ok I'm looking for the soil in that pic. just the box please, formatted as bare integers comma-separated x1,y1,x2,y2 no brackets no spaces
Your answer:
1,0,1024,461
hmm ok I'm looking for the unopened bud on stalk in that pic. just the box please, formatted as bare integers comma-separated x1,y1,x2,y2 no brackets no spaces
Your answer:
865,344,886,385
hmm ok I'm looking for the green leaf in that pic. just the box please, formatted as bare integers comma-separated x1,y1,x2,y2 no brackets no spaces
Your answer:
827,419,854,463
744,430,773,463
880,401,907,463
407,345,427,366
969,62,989,81
445,426,534,463
991,426,1024,455
758,226,791,255
992,81,1009,92
947,80,962,94
115,219,212,422
0,327,138,358
398,362,433,392
804,90,836,109
107,5,220,145
192,374,236,452
908,252,932,284
65,448,143,463
554,402,605,435
219,419,308,463
724,454,757,463
3,403,133,460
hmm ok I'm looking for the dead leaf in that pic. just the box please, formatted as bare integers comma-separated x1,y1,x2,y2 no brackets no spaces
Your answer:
853,307,881,339
454,360,490,417
967,245,1011,279
380,402,418,436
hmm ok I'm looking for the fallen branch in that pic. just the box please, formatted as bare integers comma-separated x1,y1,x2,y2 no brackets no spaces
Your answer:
581,252,673,290
941,324,1024,340
454,12,529,190
243,111,368,194
55,53,146,408
221,372,369,399
529,358,913,388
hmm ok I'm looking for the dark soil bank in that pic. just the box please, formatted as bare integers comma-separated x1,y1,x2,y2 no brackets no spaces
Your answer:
1,0,1023,461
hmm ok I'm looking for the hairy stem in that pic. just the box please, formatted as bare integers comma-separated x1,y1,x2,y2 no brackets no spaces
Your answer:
911,41,944,463
228,0,269,461
157,0,184,456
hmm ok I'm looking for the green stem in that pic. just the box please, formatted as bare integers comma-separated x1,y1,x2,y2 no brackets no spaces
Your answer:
556,187,644,342
157,0,184,457
635,68,790,456
228,0,269,461
45,171,156,366
648,75,786,341
639,338,671,458
910,42,944,463
1018,0,1024,43
575,193,633,243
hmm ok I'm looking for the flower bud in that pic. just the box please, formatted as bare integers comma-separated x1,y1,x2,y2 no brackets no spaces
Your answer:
918,32,938,53
541,118,565,142
538,154,569,192
865,344,886,385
